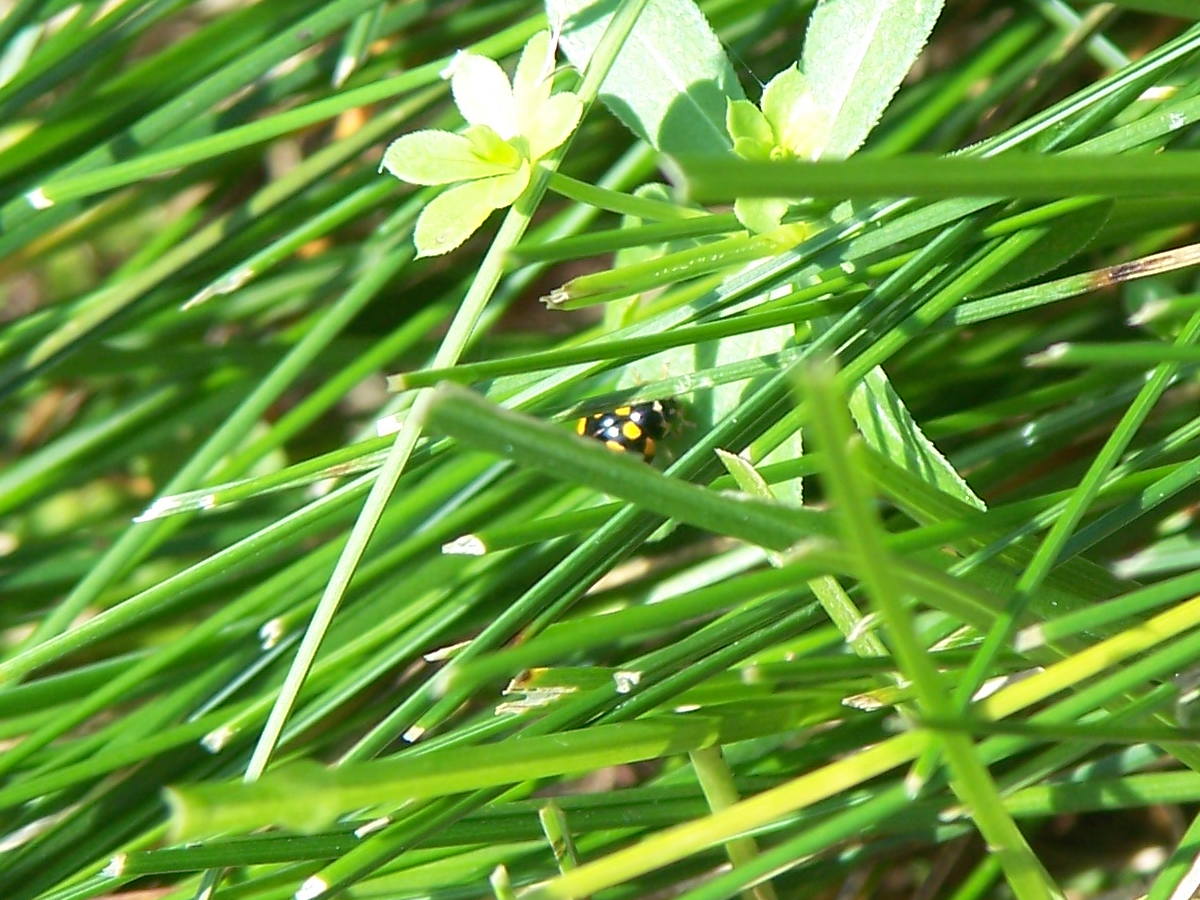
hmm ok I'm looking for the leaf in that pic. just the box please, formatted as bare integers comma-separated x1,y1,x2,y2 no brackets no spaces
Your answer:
382,130,517,185
970,199,1114,295
1074,0,1198,16
734,196,789,234
413,166,529,257
464,124,523,168
446,50,518,139
680,153,1200,202
801,0,946,159
513,29,555,130
726,99,772,146
848,366,985,511
760,65,825,159
526,91,583,160
552,0,743,155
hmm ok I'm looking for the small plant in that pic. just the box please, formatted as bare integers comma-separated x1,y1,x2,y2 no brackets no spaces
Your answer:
381,29,581,256
3,2,1200,900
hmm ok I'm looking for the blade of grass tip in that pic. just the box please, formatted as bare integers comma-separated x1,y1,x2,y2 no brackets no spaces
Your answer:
801,359,1063,900
953,309,1200,711
183,178,402,310
333,5,383,88
238,0,653,858
537,801,580,875
1026,341,1200,367
491,865,517,900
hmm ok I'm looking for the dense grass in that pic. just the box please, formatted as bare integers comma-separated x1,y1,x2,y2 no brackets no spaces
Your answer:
3,1,1200,899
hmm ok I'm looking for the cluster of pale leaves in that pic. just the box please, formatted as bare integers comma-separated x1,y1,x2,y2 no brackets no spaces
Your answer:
726,64,828,234
382,32,827,254
382,30,582,257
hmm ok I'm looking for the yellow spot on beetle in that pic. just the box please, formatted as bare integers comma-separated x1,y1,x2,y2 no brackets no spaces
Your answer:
604,440,625,453
613,406,632,416
575,418,587,435
622,421,642,440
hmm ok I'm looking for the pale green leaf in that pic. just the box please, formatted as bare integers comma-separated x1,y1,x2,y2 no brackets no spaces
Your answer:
381,130,519,185
464,124,523,169
848,366,985,510
552,0,743,155
414,165,530,257
726,98,772,146
526,91,583,160
733,135,773,161
513,29,554,126
734,196,789,234
760,64,826,159
802,0,946,158
447,49,518,139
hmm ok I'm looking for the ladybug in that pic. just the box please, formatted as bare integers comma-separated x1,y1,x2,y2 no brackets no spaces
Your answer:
575,399,680,463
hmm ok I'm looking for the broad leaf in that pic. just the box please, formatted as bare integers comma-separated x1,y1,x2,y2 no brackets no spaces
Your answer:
414,166,530,257
446,50,519,138
526,91,584,160
382,130,518,185
971,200,1114,295
552,0,743,155
849,366,985,510
802,0,946,158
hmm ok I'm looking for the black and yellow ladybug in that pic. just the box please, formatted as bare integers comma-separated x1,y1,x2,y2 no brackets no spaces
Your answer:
575,399,680,462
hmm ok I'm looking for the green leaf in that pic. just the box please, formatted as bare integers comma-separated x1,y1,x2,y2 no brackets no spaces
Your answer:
971,200,1114,296
382,129,518,185
1074,0,1198,15
760,65,826,159
447,49,519,139
464,124,523,169
681,153,1200,201
168,709,814,837
848,366,985,511
526,91,583,160
734,196,789,234
801,0,946,158
513,29,555,131
414,166,530,257
732,135,773,161
552,0,743,155
726,98,772,146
